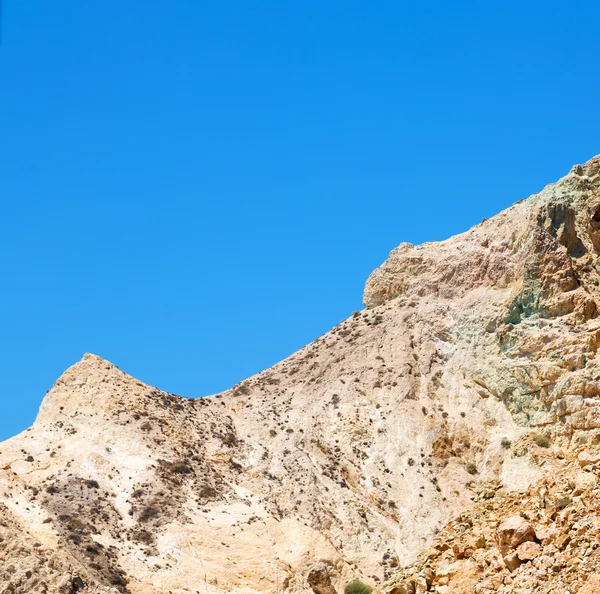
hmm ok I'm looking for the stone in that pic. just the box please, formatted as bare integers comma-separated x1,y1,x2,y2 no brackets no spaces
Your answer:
555,534,571,550
578,574,600,594
420,567,433,586
306,565,337,594
57,575,84,594
497,516,536,554
535,525,559,544
577,450,600,467
516,541,542,561
469,533,487,549
503,552,522,572
554,492,571,509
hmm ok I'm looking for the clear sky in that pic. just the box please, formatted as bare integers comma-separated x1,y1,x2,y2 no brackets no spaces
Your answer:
1,1,599,441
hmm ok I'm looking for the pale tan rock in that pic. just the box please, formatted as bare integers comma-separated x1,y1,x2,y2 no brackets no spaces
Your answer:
467,533,486,550
555,534,571,550
535,525,559,544
503,551,522,572
578,574,600,594
516,541,542,561
577,450,600,467
497,516,536,554
573,470,596,493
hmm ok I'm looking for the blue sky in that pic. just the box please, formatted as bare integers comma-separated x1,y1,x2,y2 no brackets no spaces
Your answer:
1,1,599,441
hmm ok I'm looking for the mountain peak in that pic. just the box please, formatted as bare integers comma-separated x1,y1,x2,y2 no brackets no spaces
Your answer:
364,155,600,312
55,352,119,379
35,353,148,425
568,153,600,178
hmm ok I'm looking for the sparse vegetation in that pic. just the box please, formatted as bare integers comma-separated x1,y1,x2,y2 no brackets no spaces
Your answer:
223,432,237,446
466,462,478,475
139,506,159,522
532,433,551,448
345,579,373,594
232,381,251,396
131,529,154,546
172,462,192,474
501,437,512,449
199,485,217,499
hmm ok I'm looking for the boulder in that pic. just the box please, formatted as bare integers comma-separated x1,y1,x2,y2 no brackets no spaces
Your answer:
307,565,337,594
497,516,536,554
577,450,600,467
516,541,542,561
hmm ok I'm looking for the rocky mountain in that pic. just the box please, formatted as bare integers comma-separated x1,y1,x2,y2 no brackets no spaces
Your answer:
2,156,600,594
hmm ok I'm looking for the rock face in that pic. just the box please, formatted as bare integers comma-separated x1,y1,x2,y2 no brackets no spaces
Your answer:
379,443,600,593
2,156,600,593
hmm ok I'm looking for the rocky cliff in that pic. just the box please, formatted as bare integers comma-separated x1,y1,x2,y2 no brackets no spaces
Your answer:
2,156,600,593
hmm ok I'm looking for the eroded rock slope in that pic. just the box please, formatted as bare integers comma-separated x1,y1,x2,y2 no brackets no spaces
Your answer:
2,156,600,593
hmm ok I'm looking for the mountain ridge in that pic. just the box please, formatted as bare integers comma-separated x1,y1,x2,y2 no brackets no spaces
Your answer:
2,155,600,593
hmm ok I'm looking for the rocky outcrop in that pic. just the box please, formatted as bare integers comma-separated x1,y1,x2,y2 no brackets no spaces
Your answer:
365,156,600,316
379,437,600,593
2,156,600,593
307,565,338,594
